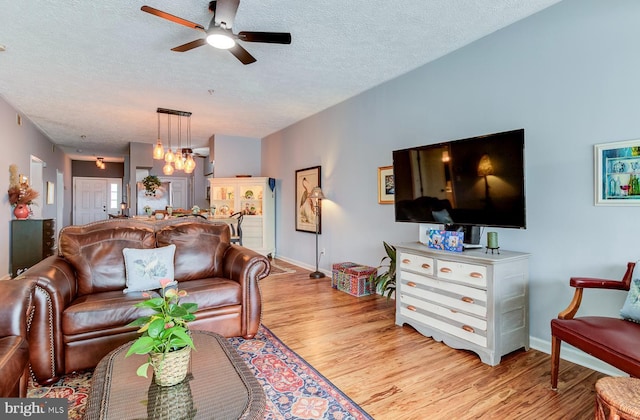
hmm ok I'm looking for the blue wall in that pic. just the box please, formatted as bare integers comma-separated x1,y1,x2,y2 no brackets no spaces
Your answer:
263,0,640,372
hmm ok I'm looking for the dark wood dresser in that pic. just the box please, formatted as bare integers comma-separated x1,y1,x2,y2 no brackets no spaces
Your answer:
10,219,55,278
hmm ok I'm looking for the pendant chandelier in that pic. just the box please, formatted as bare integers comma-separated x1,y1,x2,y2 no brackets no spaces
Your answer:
153,108,196,176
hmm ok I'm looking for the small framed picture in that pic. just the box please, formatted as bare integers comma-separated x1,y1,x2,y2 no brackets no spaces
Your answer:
46,181,55,205
595,139,640,205
378,166,394,204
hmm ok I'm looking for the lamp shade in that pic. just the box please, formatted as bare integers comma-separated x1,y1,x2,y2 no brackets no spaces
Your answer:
477,154,494,177
309,187,325,200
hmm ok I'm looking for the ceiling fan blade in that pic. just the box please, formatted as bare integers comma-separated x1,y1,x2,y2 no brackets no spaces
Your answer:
229,44,256,65
141,5,205,32
171,39,208,52
214,0,240,29
238,31,292,44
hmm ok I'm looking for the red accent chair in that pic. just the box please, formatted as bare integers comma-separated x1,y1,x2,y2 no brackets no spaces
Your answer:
550,262,640,390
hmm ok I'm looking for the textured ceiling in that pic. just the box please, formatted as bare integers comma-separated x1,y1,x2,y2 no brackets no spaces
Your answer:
0,0,560,159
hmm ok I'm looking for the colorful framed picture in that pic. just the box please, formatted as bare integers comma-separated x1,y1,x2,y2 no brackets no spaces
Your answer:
378,166,394,204
295,166,321,233
595,139,640,205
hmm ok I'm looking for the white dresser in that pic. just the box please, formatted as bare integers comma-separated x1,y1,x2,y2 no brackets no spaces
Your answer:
395,242,530,366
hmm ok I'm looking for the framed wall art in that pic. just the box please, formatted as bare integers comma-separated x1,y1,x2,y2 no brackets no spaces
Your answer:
378,166,394,204
595,139,640,205
295,166,321,233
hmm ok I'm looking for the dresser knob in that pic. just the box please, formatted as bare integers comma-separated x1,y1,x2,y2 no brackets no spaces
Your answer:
462,325,475,333
470,272,484,279
421,263,431,269
407,281,417,288
407,305,417,312
402,258,411,264
461,296,474,304
440,267,452,274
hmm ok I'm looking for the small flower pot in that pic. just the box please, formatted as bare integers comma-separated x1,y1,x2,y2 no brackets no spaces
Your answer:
150,346,191,387
13,204,29,220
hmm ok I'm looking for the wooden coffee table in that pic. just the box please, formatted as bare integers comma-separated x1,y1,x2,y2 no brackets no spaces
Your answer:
84,330,265,419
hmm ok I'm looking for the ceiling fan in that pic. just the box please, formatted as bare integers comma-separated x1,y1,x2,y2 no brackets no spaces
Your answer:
141,0,292,65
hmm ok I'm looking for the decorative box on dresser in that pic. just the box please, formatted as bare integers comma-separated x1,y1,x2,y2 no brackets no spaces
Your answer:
395,242,530,366
209,177,275,257
10,219,55,278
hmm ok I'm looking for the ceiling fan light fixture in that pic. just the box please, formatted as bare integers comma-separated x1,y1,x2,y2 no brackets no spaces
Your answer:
206,32,235,49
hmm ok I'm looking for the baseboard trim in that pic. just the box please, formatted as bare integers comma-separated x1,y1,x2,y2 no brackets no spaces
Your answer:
530,336,627,377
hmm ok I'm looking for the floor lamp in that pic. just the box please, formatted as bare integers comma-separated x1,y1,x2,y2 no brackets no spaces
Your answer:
309,186,325,279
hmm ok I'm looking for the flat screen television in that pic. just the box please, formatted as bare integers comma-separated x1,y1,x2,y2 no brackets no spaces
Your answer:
393,129,526,240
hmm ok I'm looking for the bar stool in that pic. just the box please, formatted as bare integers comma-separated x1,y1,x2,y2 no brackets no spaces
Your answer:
595,377,640,420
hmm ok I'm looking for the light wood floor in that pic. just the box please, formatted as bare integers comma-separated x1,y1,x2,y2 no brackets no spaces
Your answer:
261,260,605,420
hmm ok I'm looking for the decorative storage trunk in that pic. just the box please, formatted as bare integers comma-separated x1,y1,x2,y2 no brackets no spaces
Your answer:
331,262,377,297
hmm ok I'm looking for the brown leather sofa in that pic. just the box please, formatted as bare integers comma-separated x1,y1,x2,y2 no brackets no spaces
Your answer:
0,278,35,397
19,218,270,385
550,262,640,390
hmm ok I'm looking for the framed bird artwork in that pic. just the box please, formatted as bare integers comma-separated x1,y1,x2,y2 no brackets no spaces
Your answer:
295,166,321,233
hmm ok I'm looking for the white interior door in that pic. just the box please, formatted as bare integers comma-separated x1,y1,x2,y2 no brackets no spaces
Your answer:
160,177,188,209
73,177,108,225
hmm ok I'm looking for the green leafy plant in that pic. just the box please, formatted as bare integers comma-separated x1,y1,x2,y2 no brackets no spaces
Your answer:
125,279,198,378
372,241,396,300
142,175,162,196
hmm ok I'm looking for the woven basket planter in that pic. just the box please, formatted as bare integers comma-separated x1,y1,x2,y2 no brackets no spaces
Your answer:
150,346,191,387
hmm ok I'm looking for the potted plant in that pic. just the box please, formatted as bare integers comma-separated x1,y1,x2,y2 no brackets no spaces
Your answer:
372,241,396,300
126,279,198,386
142,175,162,196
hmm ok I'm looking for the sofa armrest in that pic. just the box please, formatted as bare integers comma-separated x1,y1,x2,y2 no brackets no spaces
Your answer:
0,278,36,338
559,262,635,320
222,245,270,338
17,255,78,384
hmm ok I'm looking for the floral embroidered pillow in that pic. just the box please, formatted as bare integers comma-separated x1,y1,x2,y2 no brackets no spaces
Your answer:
122,245,176,293
620,267,640,323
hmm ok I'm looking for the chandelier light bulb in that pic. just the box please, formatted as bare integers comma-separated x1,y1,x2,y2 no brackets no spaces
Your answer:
153,140,165,160
162,162,174,175
174,155,185,170
165,148,175,163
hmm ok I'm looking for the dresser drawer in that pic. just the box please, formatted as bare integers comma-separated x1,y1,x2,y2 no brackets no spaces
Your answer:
399,304,487,348
436,259,487,288
401,273,487,318
400,293,487,331
399,253,434,275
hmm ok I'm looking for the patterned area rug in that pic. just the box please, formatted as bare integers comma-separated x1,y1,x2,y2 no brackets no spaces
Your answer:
27,326,371,420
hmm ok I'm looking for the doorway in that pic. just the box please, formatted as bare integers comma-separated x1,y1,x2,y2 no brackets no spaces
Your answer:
73,177,122,225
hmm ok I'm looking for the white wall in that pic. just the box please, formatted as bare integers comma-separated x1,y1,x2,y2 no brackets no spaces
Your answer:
0,95,70,277
262,0,640,361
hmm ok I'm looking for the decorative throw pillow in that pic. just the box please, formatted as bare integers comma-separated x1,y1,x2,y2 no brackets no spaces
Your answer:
122,244,177,293
620,263,640,323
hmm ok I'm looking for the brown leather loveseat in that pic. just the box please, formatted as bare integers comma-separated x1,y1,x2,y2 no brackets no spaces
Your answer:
19,218,270,385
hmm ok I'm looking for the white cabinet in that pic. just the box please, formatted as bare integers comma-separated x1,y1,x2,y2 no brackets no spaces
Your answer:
395,243,529,366
209,177,275,257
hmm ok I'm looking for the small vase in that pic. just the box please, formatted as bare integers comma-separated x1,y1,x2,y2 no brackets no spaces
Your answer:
13,204,29,220
150,346,191,387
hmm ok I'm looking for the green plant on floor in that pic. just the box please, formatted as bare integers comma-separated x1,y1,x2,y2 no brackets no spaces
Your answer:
142,175,162,196
372,241,396,300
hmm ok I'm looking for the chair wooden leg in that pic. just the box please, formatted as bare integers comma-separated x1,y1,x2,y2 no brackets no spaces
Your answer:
551,335,561,390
